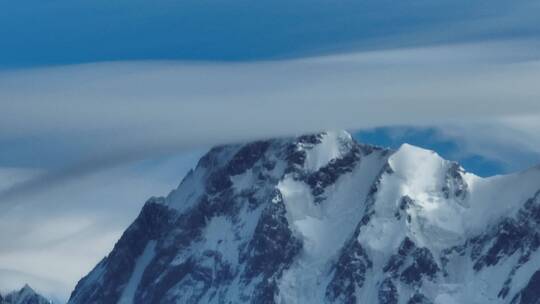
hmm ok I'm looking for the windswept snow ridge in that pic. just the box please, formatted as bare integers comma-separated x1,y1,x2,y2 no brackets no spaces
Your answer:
68,131,540,304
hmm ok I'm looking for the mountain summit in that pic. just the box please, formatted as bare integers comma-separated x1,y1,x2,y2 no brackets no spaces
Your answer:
69,131,540,303
1,284,52,304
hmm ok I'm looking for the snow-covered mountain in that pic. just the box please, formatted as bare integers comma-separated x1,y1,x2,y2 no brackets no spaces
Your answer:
1,284,52,304
68,131,540,304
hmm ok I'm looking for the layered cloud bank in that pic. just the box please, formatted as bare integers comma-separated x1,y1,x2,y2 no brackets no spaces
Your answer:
2,41,540,201
3,41,540,139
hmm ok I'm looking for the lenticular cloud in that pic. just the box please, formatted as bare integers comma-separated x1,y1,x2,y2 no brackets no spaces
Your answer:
1,41,540,201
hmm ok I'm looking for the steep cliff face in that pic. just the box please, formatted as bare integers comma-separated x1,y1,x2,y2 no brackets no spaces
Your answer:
69,131,540,304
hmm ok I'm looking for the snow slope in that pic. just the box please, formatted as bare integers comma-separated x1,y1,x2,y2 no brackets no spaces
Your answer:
68,131,540,304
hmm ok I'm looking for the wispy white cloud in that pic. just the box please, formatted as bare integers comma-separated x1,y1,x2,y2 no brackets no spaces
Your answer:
1,40,540,202
437,116,540,172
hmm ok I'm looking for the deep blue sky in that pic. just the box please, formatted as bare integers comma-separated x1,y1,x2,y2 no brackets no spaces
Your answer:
1,0,539,68
354,128,505,177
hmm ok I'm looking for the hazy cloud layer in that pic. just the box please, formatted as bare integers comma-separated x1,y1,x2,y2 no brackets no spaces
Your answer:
1,41,540,202
0,151,203,301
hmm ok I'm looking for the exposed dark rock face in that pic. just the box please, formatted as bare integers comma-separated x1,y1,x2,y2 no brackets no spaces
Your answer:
395,195,413,220
378,278,398,304
307,145,361,199
361,162,394,226
384,238,439,287
510,270,540,304
241,193,302,303
285,134,323,175
326,240,372,304
440,191,540,302
407,293,432,304
227,141,271,176
477,192,540,271
442,162,468,201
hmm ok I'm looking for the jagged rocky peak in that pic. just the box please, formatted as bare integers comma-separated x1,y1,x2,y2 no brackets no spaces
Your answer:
1,284,52,304
69,130,540,304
